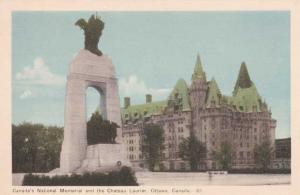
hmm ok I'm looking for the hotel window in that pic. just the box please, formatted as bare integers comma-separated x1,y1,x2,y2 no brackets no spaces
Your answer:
239,151,244,158
247,152,250,158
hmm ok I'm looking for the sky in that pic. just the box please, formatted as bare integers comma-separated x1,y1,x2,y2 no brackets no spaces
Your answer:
12,11,290,138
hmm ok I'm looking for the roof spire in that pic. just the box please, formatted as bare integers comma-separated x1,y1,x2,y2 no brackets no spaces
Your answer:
192,54,206,81
233,62,252,94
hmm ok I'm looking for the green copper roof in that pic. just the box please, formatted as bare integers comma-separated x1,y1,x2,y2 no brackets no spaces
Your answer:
205,78,221,107
167,78,191,111
121,79,191,120
121,59,269,118
192,54,206,81
121,100,167,120
228,84,263,112
225,62,266,112
233,62,252,95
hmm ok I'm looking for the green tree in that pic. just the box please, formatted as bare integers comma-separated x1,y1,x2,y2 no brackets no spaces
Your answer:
142,124,165,171
214,141,233,170
86,111,119,145
12,123,63,173
253,140,273,171
179,135,206,171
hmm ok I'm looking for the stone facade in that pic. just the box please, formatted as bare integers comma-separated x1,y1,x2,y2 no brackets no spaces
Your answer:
121,55,276,170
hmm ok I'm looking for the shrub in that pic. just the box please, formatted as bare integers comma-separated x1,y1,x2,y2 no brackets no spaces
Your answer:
22,166,138,186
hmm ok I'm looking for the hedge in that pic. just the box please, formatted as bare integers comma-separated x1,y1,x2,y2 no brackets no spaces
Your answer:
22,166,138,186
228,168,291,174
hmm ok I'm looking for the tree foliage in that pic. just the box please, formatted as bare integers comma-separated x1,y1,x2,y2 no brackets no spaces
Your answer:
142,124,165,171
253,140,273,171
87,111,119,145
179,135,206,171
12,123,63,173
214,141,233,170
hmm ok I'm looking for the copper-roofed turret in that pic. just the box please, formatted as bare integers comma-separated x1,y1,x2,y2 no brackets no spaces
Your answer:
205,77,222,108
192,54,206,81
233,62,252,95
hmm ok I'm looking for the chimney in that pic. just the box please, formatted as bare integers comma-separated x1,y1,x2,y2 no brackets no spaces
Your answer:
146,94,152,103
124,97,130,108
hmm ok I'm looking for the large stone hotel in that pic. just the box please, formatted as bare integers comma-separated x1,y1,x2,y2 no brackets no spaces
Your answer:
121,55,276,170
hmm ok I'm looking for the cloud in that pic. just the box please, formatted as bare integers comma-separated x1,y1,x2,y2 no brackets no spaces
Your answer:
20,89,32,99
16,57,65,86
119,75,171,102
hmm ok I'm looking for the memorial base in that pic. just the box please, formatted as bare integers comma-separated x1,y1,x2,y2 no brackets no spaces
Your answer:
74,144,131,173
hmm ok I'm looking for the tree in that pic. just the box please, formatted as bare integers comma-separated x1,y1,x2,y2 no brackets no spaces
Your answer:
12,122,63,173
179,135,206,171
253,140,273,171
214,141,233,170
142,124,165,171
86,111,119,145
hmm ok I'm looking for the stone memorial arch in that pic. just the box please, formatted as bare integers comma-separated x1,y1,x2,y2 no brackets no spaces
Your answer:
59,50,125,173
58,15,130,173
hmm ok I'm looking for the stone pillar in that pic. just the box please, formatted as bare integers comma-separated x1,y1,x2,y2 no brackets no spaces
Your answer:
106,79,122,143
60,78,87,173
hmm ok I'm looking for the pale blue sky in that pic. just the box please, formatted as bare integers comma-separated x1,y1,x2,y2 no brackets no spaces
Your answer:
12,11,290,138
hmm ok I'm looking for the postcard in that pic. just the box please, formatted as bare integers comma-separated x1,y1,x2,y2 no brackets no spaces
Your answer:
0,0,299,194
